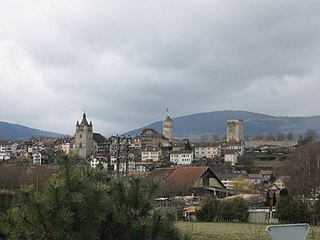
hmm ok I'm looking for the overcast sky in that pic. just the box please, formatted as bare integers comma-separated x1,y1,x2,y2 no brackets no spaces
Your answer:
1,0,320,136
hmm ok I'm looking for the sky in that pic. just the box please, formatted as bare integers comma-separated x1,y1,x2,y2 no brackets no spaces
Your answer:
1,0,320,136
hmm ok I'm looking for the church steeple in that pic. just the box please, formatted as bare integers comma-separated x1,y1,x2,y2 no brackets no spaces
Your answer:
75,112,94,159
80,111,89,126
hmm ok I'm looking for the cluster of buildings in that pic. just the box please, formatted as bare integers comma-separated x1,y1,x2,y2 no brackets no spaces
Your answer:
0,113,297,174
0,113,301,223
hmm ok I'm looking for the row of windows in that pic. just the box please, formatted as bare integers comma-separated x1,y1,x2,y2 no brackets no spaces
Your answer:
171,154,191,157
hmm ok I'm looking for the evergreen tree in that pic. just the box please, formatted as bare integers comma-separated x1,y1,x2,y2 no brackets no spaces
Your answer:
265,191,271,207
276,195,310,224
272,192,277,206
1,153,183,240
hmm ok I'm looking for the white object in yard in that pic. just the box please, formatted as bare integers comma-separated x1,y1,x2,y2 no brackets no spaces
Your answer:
266,224,310,240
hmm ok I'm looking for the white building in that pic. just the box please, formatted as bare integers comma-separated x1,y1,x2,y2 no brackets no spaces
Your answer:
90,156,108,169
33,152,42,165
224,149,238,165
0,141,12,160
193,142,222,159
170,150,193,165
141,147,162,162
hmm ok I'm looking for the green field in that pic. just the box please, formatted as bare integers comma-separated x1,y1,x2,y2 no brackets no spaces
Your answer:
176,222,320,240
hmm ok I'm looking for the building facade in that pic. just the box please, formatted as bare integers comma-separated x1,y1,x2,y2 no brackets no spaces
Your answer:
193,142,222,159
74,113,95,159
163,116,173,142
170,150,193,165
227,119,244,143
141,147,162,162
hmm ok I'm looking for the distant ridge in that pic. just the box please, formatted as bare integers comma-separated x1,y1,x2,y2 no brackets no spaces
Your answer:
0,121,66,141
124,110,320,140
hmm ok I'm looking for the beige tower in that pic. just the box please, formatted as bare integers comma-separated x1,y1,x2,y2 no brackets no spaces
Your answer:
163,116,173,142
227,119,244,143
74,113,95,159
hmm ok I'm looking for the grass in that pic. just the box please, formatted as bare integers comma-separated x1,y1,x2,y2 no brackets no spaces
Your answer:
176,222,320,240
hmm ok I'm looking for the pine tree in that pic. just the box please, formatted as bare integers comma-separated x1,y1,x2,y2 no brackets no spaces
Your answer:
2,153,183,240
272,191,277,206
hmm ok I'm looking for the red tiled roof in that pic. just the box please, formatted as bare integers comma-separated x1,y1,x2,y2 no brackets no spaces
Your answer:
150,166,225,195
166,167,208,192
259,170,274,175
248,174,262,179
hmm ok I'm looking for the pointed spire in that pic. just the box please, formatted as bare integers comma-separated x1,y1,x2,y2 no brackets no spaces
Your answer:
76,120,79,126
80,111,89,126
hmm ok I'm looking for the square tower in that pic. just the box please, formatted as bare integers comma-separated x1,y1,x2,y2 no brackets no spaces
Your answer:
227,119,244,143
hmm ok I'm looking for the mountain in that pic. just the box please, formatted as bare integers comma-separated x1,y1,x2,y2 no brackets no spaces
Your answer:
124,110,320,140
0,121,66,141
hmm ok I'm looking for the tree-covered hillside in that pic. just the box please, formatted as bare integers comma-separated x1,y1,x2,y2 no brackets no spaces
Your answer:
125,110,320,139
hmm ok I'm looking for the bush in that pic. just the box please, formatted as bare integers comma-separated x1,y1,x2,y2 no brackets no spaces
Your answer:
276,195,310,224
197,198,248,222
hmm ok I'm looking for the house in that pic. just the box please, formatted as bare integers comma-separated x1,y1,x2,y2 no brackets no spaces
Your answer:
193,142,222,159
133,128,169,148
170,150,193,165
274,176,290,189
33,152,42,165
141,147,162,162
247,174,263,185
260,170,275,182
0,140,12,160
224,149,238,165
225,142,245,156
61,138,74,154
172,139,191,151
149,166,226,197
93,133,109,156
217,173,246,189
90,156,108,169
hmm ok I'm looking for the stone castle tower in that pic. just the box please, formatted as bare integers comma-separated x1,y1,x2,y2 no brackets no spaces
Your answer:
163,115,173,142
227,119,244,143
74,113,95,159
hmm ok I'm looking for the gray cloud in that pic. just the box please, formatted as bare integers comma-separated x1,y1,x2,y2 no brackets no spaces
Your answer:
1,0,320,135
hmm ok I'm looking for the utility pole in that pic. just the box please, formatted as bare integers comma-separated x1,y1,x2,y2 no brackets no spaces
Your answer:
116,135,120,180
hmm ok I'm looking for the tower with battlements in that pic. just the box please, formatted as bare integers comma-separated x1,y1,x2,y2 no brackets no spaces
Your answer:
227,119,244,143
163,115,173,142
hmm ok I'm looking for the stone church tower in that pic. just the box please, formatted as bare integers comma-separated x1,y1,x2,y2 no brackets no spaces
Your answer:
227,119,244,143
163,115,173,142
74,113,95,159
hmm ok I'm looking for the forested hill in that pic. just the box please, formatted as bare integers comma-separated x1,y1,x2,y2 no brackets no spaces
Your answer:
124,110,320,140
0,121,65,140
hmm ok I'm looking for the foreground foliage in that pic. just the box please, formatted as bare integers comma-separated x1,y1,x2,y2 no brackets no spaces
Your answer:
0,154,182,240
196,198,248,222
276,194,310,224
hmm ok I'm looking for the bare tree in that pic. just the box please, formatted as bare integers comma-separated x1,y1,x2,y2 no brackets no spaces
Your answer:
285,142,320,198
276,132,285,141
286,132,294,140
303,128,318,142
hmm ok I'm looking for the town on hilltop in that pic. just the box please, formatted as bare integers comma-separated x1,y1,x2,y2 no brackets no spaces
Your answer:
0,112,319,224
